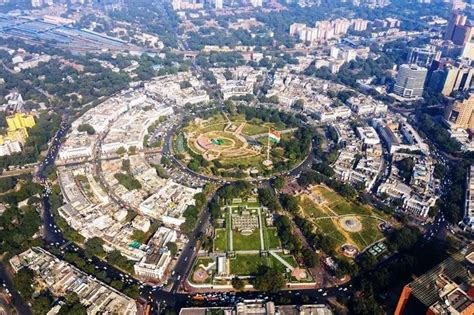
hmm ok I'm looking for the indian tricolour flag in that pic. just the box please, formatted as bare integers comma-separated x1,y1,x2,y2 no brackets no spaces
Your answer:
268,128,281,144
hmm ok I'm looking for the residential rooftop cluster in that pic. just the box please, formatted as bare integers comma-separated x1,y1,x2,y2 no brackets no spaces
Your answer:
210,66,263,100
267,71,387,122
10,247,138,315
365,113,437,218
332,123,383,192
55,80,208,282
179,300,333,315
144,72,210,106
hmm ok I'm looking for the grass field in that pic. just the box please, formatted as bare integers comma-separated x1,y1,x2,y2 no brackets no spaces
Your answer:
198,123,226,133
269,255,291,274
315,218,346,243
350,217,385,248
277,253,298,268
230,254,295,276
265,227,281,250
300,185,387,253
214,228,227,252
242,123,269,136
313,186,388,218
230,254,268,275
299,197,326,217
232,230,262,251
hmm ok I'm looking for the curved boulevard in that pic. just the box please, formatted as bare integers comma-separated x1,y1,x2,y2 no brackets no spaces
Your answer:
0,110,452,314
1,117,352,315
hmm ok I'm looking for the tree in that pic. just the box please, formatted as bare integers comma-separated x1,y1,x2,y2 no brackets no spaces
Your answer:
84,237,105,258
77,123,95,135
349,294,384,315
114,173,142,190
258,187,280,210
291,99,304,111
302,247,318,268
59,292,87,315
396,157,415,184
280,194,299,214
132,230,147,243
128,146,137,154
272,176,286,190
166,241,178,256
116,146,126,155
253,266,286,293
231,277,245,291
388,226,420,251
12,268,35,299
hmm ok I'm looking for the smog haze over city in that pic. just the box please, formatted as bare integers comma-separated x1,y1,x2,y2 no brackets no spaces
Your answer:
0,0,473,314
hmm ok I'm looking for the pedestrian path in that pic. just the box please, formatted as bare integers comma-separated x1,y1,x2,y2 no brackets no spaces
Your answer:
269,251,294,271
257,207,265,251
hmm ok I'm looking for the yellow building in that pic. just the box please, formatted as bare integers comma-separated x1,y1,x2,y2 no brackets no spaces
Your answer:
6,113,36,130
445,94,474,130
0,113,35,145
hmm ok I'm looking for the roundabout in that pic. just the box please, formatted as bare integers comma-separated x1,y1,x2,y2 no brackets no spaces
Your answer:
171,107,313,180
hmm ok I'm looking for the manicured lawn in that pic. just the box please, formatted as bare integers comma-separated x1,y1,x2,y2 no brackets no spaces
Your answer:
193,257,214,271
315,218,346,244
230,254,268,275
232,230,262,251
300,197,327,218
199,123,226,133
214,228,228,252
269,255,291,274
314,186,341,205
277,253,298,268
266,227,281,249
242,123,269,136
207,112,227,124
332,200,370,216
351,217,385,249
299,186,388,254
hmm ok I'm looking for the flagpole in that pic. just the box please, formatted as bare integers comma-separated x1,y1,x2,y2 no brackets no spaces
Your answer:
267,127,270,162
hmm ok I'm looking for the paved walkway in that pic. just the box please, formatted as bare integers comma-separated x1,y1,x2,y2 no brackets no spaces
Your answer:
250,128,298,140
312,213,388,223
257,207,265,251
269,251,294,271
228,207,233,252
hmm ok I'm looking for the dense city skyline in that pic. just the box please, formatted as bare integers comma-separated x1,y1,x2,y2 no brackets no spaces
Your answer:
0,0,473,315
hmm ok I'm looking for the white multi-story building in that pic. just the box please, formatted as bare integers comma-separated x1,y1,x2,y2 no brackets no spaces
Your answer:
0,140,21,156
134,227,178,280
463,166,474,231
250,0,262,7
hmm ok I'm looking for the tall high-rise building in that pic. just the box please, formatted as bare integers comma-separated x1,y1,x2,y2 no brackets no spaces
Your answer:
393,64,428,98
427,60,474,96
31,0,43,7
444,10,472,45
351,18,368,32
214,0,223,9
462,40,474,59
444,94,474,130
407,46,441,68
452,24,473,45
250,0,262,7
